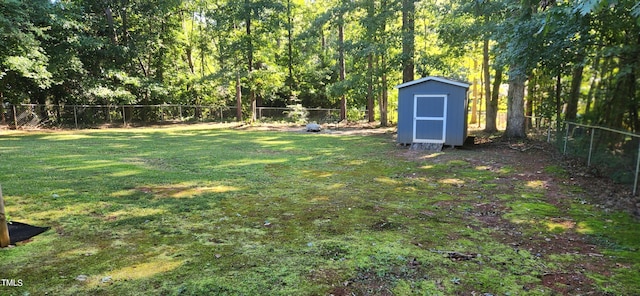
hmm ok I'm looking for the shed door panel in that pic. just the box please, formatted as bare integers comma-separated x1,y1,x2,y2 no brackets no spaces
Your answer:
413,95,447,144
416,96,445,118
415,120,444,140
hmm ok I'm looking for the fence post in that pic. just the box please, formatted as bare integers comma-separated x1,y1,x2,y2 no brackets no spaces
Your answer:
563,122,569,155
588,128,595,166
73,106,78,129
547,125,551,143
634,140,640,196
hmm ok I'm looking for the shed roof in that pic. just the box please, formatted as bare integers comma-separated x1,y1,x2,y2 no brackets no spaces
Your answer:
394,76,471,89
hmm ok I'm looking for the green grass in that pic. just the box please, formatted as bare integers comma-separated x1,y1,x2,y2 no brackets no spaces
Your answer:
1,125,640,295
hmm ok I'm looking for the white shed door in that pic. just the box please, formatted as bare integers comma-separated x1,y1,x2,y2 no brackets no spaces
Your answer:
413,95,447,143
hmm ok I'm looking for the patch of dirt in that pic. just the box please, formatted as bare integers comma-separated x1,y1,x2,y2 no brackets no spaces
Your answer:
234,121,396,136
538,272,596,295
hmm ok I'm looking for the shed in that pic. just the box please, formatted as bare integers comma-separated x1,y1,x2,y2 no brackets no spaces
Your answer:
395,76,471,146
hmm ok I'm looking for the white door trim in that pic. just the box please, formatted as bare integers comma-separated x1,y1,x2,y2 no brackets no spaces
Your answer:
413,94,447,143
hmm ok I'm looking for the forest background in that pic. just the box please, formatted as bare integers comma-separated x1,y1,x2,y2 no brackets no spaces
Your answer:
1,0,639,137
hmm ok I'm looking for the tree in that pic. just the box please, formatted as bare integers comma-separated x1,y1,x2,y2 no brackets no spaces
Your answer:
437,0,506,132
499,0,541,138
0,0,53,103
401,0,415,82
356,0,398,125
337,2,347,121
578,0,640,131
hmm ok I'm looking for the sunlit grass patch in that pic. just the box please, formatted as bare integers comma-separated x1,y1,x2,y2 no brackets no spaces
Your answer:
576,221,596,234
40,134,96,141
544,218,577,233
439,178,465,185
301,169,333,178
137,184,239,199
108,259,183,281
526,179,548,189
374,176,401,185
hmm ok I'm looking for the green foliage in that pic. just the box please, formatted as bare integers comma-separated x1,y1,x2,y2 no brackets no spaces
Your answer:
86,86,135,104
0,0,54,96
346,107,364,121
4,52,52,88
1,0,639,137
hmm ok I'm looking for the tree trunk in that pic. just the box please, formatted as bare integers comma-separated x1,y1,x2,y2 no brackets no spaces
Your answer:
525,76,534,129
379,54,388,127
565,64,584,122
380,76,388,127
554,73,562,133
0,92,5,124
470,59,478,124
609,71,635,129
597,57,614,123
236,70,242,121
401,0,415,82
584,57,600,115
504,67,527,138
478,64,483,128
482,39,494,131
338,15,346,121
186,47,195,74
485,67,502,132
246,0,256,122
286,0,294,102
104,2,118,44
367,54,375,122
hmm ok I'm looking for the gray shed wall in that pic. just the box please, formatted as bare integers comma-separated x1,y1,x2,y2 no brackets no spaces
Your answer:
397,80,469,146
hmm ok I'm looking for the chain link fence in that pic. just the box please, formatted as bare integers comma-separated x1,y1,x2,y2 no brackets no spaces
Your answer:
1,104,345,129
561,122,640,194
525,117,640,195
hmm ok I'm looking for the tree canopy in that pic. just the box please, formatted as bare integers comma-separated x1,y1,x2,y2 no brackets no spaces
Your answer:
1,0,639,132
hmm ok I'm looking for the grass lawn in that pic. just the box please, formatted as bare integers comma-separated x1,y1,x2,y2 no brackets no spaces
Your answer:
1,125,639,295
